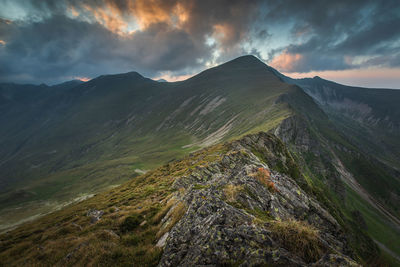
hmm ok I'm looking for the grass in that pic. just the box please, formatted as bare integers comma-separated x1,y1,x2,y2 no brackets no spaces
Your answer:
269,219,324,263
343,185,400,263
0,142,228,266
223,184,244,203
120,213,144,233
0,60,295,232
0,135,198,231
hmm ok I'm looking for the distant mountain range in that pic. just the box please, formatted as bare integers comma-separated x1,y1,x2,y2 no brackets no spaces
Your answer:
0,55,399,266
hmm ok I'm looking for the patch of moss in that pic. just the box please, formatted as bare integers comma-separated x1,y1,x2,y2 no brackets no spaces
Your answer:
245,207,273,222
193,184,211,190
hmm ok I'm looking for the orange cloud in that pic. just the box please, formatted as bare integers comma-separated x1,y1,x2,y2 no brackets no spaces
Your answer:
213,23,238,46
68,5,80,17
74,76,90,82
82,3,129,36
130,0,173,28
284,68,400,89
269,50,303,72
72,0,190,35
0,40,6,46
154,72,193,82
128,0,190,29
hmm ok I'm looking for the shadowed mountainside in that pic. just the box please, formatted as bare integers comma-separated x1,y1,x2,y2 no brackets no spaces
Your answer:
0,55,399,265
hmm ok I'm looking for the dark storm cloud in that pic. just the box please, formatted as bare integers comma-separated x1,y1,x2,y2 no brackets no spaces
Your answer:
0,0,261,83
0,0,399,83
264,0,400,72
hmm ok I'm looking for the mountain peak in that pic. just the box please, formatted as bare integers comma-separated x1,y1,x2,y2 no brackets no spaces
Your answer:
223,55,267,68
90,71,145,84
188,54,280,83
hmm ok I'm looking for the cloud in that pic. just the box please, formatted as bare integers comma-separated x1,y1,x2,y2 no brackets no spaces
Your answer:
0,0,262,84
269,50,303,72
265,0,400,73
0,0,399,83
284,67,400,89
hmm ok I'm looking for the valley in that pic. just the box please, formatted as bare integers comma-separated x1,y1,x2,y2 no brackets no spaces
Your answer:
0,56,399,266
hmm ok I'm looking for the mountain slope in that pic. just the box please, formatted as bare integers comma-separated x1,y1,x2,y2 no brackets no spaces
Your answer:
288,76,400,167
0,56,294,230
280,76,400,218
0,132,374,266
0,55,399,265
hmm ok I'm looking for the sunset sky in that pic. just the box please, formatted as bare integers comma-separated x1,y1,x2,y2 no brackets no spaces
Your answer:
1,0,399,88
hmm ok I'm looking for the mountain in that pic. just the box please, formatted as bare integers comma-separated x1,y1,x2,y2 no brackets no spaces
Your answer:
281,75,400,219
0,55,399,265
0,56,294,229
284,75,400,167
0,132,370,266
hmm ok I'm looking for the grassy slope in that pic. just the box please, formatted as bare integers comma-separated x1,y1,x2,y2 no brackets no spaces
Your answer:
0,56,294,230
0,143,228,266
1,56,399,264
0,130,396,266
277,86,400,265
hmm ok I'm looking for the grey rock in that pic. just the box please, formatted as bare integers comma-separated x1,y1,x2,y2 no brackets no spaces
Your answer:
158,132,358,266
87,209,104,224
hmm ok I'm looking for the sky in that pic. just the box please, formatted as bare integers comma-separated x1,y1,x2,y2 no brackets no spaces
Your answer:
0,0,400,88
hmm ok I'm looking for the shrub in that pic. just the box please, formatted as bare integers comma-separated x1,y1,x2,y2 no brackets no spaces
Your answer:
255,167,278,192
256,167,270,184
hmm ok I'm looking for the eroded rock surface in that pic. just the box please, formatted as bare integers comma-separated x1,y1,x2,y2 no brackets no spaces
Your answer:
158,133,359,266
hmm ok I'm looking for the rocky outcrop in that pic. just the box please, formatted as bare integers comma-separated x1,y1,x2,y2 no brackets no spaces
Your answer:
274,115,319,154
275,115,347,200
157,132,359,266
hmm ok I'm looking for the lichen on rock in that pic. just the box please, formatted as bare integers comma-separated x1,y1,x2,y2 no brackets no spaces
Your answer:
157,132,359,266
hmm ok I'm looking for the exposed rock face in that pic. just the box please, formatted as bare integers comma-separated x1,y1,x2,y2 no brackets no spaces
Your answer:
158,132,359,266
275,115,347,200
274,115,318,154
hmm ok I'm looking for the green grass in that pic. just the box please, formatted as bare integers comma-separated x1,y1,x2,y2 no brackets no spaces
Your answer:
0,56,294,231
344,185,400,257
0,142,228,266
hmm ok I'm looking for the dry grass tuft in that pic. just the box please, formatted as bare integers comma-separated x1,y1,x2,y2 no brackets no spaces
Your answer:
270,219,324,263
254,167,278,192
223,184,244,203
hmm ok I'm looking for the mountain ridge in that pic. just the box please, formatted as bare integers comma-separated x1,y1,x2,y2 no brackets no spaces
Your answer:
0,55,399,265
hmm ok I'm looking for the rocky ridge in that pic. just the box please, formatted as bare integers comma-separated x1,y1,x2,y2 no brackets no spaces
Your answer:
156,132,359,266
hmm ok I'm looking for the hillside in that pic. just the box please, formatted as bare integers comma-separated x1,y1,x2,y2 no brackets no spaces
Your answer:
281,75,400,218
286,76,400,168
0,56,294,230
0,132,379,266
0,55,399,265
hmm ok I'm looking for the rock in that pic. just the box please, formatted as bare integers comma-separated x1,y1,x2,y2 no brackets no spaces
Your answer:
311,254,360,266
158,132,356,266
156,232,169,248
87,209,104,224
